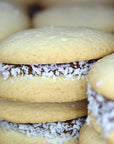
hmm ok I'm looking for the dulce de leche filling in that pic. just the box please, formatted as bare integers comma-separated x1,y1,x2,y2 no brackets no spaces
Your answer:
0,117,85,143
87,85,114,136
0,60,95,80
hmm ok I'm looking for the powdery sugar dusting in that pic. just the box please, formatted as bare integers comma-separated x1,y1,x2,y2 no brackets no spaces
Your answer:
0,60,95,80
0,118,85,144
87,85,114,137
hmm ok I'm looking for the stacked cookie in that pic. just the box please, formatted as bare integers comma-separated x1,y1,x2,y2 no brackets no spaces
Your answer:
79,53,114,144
0,26,114,144
0,1,30,41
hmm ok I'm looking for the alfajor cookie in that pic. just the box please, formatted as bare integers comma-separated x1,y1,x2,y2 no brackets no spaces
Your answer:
0,1,30,41
87,53,114,144
0,27,114,102
0,99,87,144
79,123,105,144
33,4,114,33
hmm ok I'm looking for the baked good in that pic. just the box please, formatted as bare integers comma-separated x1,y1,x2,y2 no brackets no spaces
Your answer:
0,97,87,144
0,1,30,41
0,27,114,102
33,4,114,33
0,99,87,123
87,53,114,144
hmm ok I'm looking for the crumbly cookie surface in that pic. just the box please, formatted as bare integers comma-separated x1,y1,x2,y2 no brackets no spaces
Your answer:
0,27,114,64
88,53,114,100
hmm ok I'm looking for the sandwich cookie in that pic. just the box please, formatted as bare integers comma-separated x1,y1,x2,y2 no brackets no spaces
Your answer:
0,27,114,102
0,1,30,41
87,53,114,144
33,4,114,33
0,99,87,144
79,123,105,144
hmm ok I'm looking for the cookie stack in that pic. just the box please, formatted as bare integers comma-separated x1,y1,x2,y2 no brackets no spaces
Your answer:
0,26,114,144
0,1,30,41
79,53,114,144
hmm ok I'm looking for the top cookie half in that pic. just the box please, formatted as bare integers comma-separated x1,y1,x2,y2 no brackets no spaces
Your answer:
88,53,114,100
0,26,114,64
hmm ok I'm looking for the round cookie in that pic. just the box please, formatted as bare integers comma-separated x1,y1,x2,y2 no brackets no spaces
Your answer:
33,4,114,33
0,99,87,123
79,123,105,144
0,1,30,41
0,75,88,102
0,27,114,64
0,27,114,102
88,53,114,100
38,0,114,8
87,57,114,144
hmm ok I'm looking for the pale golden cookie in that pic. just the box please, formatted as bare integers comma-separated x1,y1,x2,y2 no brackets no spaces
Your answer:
0,124,79,144
0,1,30,41
0,76,87,102
0,99,87,123
88,53,114,100
79,123,105,144
33,4,114,32
0,27,114,102
0,27,114,64
38,0,114,8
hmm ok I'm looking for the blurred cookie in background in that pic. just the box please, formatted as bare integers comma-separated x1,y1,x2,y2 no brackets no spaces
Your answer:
0,1,30,41
0,0,39,6
33,4,114,33
38,0,114,8
87,53,114,144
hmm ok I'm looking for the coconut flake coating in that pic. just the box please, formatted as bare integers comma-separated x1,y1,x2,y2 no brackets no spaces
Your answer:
87,85,114,136
0,118,85,143
0,60,95,80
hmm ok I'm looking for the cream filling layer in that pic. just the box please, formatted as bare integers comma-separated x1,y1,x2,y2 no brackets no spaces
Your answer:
0,60,95,80
0,118,85,144
87,85,114,137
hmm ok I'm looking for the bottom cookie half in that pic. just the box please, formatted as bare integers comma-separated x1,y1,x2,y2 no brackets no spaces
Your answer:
0,127,79,144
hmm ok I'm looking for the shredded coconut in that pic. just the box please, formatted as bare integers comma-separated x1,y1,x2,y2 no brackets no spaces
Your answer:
0,118,85,144
87,85,114,137
0,60,95,80
96,79,103,87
